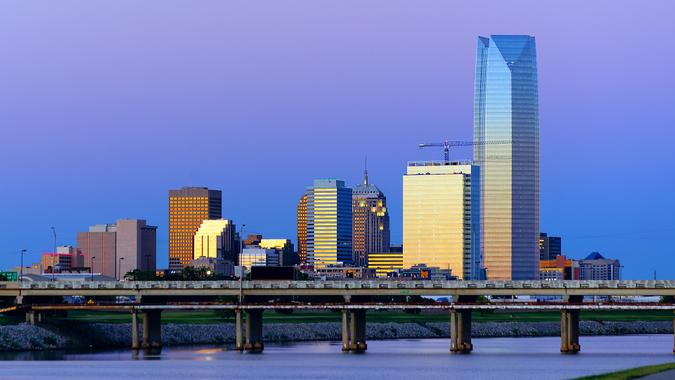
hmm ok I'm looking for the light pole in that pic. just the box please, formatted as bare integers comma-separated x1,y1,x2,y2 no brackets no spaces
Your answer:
50,227,57,281
239,223,246,303
91,256,96,281
20,249,26,281
118,257,125,281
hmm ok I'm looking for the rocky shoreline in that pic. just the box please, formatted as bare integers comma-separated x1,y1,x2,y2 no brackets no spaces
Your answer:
0,321,671,352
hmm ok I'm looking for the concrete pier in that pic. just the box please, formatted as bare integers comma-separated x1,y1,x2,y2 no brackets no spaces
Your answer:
245,310,264,353
131,310,140,350
341,310,350,352
235,309,244,351
142,310,162,349
561,295,582,353
25,310,42,325
450,310,473,353
349,310,367,352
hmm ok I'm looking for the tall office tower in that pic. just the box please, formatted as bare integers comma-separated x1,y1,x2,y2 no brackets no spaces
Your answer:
306,179,353,268
296,193,308,264
116,219,157,279
193,219,237,263
474,35,540,280
78,220,157,279
352,168,390,267
403,161,480,280
539,232,562,261
168,187,222,270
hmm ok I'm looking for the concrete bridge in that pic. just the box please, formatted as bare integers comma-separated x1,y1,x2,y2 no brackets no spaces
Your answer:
1,279,674,354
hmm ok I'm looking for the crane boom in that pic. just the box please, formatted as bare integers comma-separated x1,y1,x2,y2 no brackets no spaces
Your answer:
418,139,511,162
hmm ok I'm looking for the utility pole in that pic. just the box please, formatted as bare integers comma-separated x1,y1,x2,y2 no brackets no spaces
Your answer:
50,227,57,281
239,224,246,303
91,256,96,281
20,249,26,281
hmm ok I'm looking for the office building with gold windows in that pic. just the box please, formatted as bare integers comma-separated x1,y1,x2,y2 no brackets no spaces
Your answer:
169,187,222,270
402,161,480,280
193,219,236,262
260,238,298,266
352,168,390,267
306,179,352,268
296,194,308,264
367,251,403,277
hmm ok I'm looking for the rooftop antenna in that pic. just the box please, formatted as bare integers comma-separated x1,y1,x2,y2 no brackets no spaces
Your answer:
364,155,369,186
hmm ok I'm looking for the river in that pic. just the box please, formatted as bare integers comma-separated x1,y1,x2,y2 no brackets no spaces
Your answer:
0,335,672,379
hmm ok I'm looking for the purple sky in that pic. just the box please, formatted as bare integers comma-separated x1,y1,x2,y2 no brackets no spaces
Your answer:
1,1,674,279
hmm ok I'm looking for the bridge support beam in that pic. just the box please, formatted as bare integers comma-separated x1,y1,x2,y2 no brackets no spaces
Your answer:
450,310,472,353
25,310,43,325
341,310,350,351
235,309,244,352
349,310,367,352
560,309,580,353
245,310,264,353
131,310,140,350
142,310,162,349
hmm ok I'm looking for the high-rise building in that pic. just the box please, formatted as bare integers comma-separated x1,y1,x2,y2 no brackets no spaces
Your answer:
539,233,562,261
77,220,157,279
77,224,117,278
579,252,621,280
169,187,222,270
116,219,157,278
306,179,353,268
352,167,390,267
474,35,540,280
193,219,237,263
297,194,308,264
402,161,480,280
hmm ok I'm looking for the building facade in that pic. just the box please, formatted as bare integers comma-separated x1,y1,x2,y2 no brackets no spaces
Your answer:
306,179,353,268
352,169,390,267
193,219,237,263
168,187,222,270
539,255,579,281
539,233,562,261
402,161,480,280
239,247,279,268
367,251,403,277
77,220,157,279
579,252,621,280
259,238,298,266
297,194,308,264
474,35,540,280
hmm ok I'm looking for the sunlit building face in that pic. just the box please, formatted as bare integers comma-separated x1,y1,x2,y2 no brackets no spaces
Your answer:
306,179,352,268
402,162,480,280
474,35,540,280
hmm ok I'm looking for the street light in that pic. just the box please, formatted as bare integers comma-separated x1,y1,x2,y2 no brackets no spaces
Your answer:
118,257,125,281
91,256,96,281
239,223,246,303
20,249,27,281
50,227,57,281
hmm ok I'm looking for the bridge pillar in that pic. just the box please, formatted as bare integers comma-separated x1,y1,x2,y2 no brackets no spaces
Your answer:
131,310,140,350
341,310,350,351
235,309,244,352
245,310,264,353
349,310,367,352
672,310,675,354
560,309,580,353
25,310,43,325
450,310,472,353
142,310,162,349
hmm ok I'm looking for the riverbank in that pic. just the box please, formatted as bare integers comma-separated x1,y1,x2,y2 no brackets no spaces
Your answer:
0,320,672,351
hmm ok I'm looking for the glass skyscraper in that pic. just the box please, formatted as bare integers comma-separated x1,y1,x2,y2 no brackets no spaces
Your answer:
473,35,540,280
305,179,353,268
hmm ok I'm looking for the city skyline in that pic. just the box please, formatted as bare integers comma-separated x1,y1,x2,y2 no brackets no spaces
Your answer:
2,1,675,279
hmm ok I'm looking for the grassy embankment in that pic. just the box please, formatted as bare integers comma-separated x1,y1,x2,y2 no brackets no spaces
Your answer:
0,309,669,325
575,362,675,380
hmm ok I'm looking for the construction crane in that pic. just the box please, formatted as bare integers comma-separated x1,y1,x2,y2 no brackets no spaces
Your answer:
418,139,511,162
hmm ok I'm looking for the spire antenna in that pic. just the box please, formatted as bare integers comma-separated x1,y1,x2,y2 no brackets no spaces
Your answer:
364,155,369,186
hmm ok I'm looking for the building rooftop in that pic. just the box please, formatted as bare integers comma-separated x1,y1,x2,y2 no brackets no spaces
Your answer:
407,160,473,167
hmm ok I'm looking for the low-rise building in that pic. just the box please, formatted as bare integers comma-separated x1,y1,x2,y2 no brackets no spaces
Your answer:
239,247,279,268
313,266,376,280
367,251,403,277
392,264,456,281
579,252,621,280
539,255,579,281
259,238,298,266
189,256,234,277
